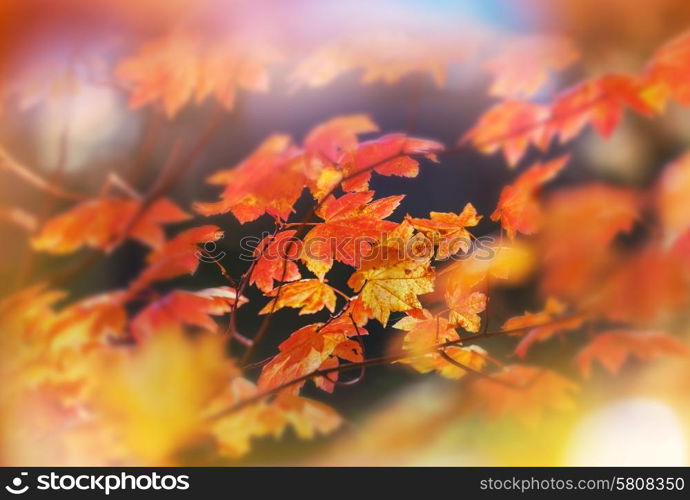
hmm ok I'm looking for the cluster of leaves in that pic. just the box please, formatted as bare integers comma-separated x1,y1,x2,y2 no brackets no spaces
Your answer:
2,26,690,465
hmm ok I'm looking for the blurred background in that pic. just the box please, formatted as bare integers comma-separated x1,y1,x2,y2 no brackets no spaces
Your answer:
1,0,690,466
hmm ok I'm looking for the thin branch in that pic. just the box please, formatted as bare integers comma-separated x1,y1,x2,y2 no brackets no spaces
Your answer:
209,315,582,420
0,145,85,201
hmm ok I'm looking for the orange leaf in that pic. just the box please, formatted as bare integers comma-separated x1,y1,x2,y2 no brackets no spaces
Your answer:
641,30,690,110
32,197,189,254
348,250,435,325
249,231,302,293
491,155,569,239
259,279,337,315
462,99,551,167
302,191,403,278
406,203,482,259
117,33,278,117
258,315,366,393
339,134,444,192
131,287,247,340
501,297,584,358
485,35,579,98
194,135,305,223
394,309,486,379
464,365,578,426
445,287,487,333
656,151,690,246
547,74,653,141
302,114,379,165
577,330,689,377
130,225,223,293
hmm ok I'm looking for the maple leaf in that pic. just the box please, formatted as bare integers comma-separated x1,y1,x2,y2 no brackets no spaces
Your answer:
207,378,284,458
116,34,199,118
491,155,569,239
463,365,579,426
116,33,278,117
406,203,482,259
437,241,537,304
301,191,403,278
272,393,342,439
461,99,551,167
50,291,128,347
394,309,487,378
590,247,689,323
302,114,379,165
259,279,337,315
131,287,247,340
93,328,234,463
130,225,224,293
209,379,341,457
577,330,690,377
485,35,579,98
289,32,468,91
539,185,641,300
194,135,305,223
32,197,189,254
301,114,379,199
249,230,302,293
656,151,690,246
547,74,654,142
641,30,690,110
445,286,487,333
347,252,434,326
258,315,366,393
339,134,444,192
502,298,585,357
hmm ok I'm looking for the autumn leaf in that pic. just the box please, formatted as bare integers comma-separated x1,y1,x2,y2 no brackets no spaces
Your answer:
589,247,689,323
461,99,551,167
394,309,459,356
301,191,403,278
463,365,579,426
129,225,223,293
209,379,341,457
577,330,690,377
117,33,278,117
249,231,302,293
406,203,481,259
547,74,653,141
539,185,641,300
491,155,569,239
32,197,189,254
194,135,305,223
502,298,584,357
272,393,342,439
485,35,579,98
656,150,690,246
116,33,199,118
339,134,444,192
348,252,434,326
302,114,379,165
258,315,366,393
394,309,486,378
91,328,234,463
641,30,690,110
436,241,536,304
259,279,337,315
131,287,247,340
289,32,468,91
445,286,487,333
